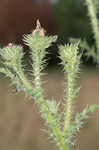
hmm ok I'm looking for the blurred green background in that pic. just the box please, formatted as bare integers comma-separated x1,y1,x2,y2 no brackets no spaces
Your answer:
0,0,99,150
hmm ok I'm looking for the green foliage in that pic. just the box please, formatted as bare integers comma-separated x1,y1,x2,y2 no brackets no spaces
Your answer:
59,42,81,77
0,20,98,150
0,45,23,62
69,38,97,62
24,30,57,71
24,31,57,52
70,105,99,136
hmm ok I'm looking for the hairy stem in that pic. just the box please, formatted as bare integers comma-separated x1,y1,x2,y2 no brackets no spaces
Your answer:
40,97,68,150
64,73,74,135
33,50,43,99
14,64,34,97
85,0,99,56
32,48,69,150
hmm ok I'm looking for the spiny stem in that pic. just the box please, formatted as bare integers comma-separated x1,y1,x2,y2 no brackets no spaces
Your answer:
14,64,34,96
85,0,99,57
33,49,43,99
33,50,68,150
64,73,74,135
58,43,80,148
40,97,68,150
15,62,67,150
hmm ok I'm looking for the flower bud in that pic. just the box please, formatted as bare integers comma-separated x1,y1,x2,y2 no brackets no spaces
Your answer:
32,19,46,36
8,43,14,47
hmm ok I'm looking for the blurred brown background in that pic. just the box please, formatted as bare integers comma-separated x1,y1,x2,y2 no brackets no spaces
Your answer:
0,0,99,150
0,0,57,46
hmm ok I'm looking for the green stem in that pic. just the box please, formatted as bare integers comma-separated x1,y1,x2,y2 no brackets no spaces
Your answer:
64,73,74,135
18,70,32,91
85,0,99,56
14,64,34,97
32,50,68,150
40,97,68,150
11,45,69,150
33,53,43,98
14,61,68,150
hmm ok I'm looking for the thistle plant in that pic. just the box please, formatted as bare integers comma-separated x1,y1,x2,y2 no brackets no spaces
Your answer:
0,20,98,150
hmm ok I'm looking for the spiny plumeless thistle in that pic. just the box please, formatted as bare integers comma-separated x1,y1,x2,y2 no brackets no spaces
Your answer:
0,19,98,150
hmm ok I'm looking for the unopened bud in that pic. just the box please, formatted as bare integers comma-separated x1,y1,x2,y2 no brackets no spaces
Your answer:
36,19,41,29
32,19,46,36
8,43,14,47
